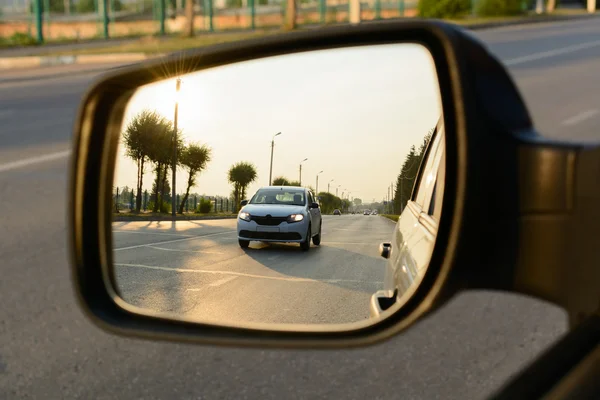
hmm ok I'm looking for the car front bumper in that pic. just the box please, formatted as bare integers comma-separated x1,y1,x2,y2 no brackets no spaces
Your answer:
237,218,308,243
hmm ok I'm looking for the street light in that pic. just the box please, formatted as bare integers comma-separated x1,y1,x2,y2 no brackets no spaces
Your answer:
269,132,282,186
299,158,308,186
172,77,181,221
336,185,341,197
316,170,323,194
328,179,334,193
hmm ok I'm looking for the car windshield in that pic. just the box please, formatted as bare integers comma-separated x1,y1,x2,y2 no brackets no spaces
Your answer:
249,189,306,206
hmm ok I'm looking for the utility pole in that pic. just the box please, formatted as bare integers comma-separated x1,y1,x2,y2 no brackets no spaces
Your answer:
172,78,181,221
316,170,323,194
299,158,308,186
269,132,281,185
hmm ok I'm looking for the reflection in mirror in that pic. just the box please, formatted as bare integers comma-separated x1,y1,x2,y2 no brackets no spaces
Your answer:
111,43,444,329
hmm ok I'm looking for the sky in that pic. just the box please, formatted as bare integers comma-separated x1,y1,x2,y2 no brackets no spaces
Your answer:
114,42,442,203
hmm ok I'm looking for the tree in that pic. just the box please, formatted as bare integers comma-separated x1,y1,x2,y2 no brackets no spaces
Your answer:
146,123,183,213
228,162,258,211
185,0,194,36
178,142,212,214
353,198,363,206
284,0,296,30
122,110,168,212
272,176,290,186
317,192,343,214
393,129,434,214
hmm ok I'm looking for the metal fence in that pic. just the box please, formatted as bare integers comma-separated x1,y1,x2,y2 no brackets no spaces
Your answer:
1,0,418,42
112,186,238,214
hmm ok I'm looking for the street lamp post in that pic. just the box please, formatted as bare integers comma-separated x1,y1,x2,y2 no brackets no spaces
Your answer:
269,132,281,186
336,185,341,197
316,170,323,194
172,77,181,221
299,158,308,186
328,179,334,193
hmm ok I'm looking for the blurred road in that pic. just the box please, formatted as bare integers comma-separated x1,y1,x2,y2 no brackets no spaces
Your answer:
113,216,391,325
1,18,599,400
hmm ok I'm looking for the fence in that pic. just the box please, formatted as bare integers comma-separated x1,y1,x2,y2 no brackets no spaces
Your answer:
1,0,419,42
112,186,239,214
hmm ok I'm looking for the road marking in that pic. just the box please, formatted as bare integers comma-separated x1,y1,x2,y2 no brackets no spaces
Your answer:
504,39,600,66
113,230,196,237
114,230,236,251
146,245,223,255
562,109,599,126
208,276,238,287
0,150,70,173
116,263,382,285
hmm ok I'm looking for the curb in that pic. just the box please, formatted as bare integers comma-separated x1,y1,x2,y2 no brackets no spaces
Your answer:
1,13,598,72
113,214,237,222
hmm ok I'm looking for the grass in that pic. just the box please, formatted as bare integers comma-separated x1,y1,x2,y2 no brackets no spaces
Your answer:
381,214,400,222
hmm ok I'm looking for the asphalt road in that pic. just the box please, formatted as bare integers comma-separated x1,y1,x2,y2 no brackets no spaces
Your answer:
2,18,599,400
113,215,392,325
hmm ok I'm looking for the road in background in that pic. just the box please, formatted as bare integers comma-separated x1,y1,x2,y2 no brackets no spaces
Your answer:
2,19,599,400
113,216,391,325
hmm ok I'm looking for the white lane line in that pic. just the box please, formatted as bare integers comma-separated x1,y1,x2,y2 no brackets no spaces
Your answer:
562,109,599,126
114,230,236,251
0,150,70,173
116,263,383,285
504,39,600,66
208,276,238,287
113,230,195,237
146,245,223,255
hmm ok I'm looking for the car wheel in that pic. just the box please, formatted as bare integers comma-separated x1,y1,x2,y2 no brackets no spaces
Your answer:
312,221,322,246
300,224,311,251
239,239,250,249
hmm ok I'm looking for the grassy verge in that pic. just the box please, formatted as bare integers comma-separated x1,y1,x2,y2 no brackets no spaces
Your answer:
113,212,237,221
381,214,400,222
12,9,595,56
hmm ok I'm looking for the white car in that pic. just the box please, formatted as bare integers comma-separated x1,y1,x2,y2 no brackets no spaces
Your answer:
237,186,322,251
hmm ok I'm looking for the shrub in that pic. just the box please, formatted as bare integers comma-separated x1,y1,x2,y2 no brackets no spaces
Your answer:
147,200,170,213
418,0,471,18
197,198,213,214
10,32,37,46
476,0,524,16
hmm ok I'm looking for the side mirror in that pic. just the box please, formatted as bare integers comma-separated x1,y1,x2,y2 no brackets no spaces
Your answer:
310,202,319,209
379,243,391,259
69,20,600,350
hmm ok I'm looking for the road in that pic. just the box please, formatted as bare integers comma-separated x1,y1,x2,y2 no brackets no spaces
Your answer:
1,18,599,400
113,216,392,325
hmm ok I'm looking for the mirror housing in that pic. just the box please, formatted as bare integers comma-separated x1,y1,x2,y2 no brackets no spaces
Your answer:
240,200,248,206
310,202,319,209
69,20,600,349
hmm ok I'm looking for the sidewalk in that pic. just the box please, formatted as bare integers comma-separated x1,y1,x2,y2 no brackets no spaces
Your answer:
2,11,599,74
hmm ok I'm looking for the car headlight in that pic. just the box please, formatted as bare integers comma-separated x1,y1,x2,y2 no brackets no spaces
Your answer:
238,212,251,222
287,214,304,223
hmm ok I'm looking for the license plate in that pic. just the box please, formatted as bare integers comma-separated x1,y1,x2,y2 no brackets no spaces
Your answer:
257,226,280,232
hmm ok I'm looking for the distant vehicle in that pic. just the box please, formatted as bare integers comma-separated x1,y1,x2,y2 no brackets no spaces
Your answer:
364,210,371,215
237,186,322,251
372,210,378,215
333,209,341,215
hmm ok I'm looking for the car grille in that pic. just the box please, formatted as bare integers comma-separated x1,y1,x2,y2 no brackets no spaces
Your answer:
239,230,302,240
250,216,287,226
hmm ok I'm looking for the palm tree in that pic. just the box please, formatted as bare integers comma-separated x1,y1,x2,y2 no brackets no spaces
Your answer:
146,124,184,213
178,142,212,214
228,161,258,211
121,110,167,212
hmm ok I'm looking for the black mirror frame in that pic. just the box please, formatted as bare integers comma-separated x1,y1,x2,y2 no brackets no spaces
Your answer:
240,200,248,206
69,19,600,349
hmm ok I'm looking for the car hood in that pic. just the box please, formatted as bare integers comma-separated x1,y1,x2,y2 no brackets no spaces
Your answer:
241,204,306,217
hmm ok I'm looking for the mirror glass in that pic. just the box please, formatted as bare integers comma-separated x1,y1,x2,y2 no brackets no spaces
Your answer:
111,43,444,329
